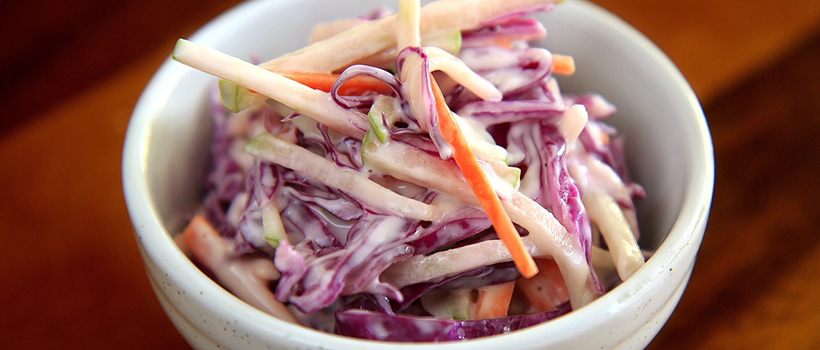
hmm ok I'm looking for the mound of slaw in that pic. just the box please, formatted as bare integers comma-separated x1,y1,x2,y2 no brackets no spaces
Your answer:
171,0,648,342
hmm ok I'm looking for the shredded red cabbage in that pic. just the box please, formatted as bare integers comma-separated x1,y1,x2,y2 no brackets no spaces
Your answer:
183,1,648,342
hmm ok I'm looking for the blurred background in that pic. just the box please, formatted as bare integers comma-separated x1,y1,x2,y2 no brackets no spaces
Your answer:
1,0,819,348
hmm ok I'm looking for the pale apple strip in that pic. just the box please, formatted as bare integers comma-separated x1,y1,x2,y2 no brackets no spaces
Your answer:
244,132,441,221
505,190,596,307
219,0,557,111
382,234,545,288
172,39,367,138
583,191,645,280
220,29,464,113
567,150,645,280
268,0,560,73
363,139,596,308
397,0,421,50
382,236,618,291
426,46,503,102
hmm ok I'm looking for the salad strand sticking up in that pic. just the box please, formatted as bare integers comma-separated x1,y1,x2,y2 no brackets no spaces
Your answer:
171,0,647,341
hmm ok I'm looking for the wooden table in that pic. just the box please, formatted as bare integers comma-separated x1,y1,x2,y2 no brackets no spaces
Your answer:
2,1,819,348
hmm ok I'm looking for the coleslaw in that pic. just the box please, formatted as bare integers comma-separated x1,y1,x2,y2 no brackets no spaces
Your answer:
171,0,648,341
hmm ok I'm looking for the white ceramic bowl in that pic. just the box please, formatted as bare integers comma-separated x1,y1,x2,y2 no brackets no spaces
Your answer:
122,0,714,349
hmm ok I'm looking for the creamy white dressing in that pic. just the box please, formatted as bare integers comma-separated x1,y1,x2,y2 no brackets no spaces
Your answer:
383,234,546,288
567,142,631,204
504,190,595,308
363,134,596,308
371,175,429,199
458,47,551,93
583,192,644,279
566,128,645,280
246,133,440,221
507,124,542,199
425,47,503,101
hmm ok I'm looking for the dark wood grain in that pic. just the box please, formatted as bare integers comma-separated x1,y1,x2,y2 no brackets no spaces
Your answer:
647,31,820,350
591,0,820,104
0,0,243,134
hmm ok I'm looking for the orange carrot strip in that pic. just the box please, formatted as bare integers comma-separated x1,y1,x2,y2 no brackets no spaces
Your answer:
474,281,516,319
515,258,569,312
430,77,538,278
481,38,574,76
551,54,575,76
180,216,298,323
492,37,514,50
269,70,394,96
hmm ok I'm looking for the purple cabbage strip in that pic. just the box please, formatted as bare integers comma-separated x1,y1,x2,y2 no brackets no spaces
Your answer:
275,215,416,313
518,77,564,106
576,120,645,201
206,154,245,202
201,86,246,236
284,187,363,222
393,266,492,312
536,124,592,258
438,262,520,290
279,177,351,249
318,124,364,169
577,122,619,171
189,5,647,341
339,293,396,315
563,94,616,120
235,160,280,252
456,100,564,126
335,302,571,342
273,183,498,313
392,262,520,311
458,46,553,99
391,134,441,155
396,46,455,160
506,121,602,293
575,122,645,238
406,206,491,254
331,64,402,109
462,17,546,48
201,193,236,238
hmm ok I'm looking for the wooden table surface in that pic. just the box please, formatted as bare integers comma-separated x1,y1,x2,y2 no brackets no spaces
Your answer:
2,0,820,348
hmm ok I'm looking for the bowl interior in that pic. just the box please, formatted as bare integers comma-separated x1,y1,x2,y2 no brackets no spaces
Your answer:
123,0,712,348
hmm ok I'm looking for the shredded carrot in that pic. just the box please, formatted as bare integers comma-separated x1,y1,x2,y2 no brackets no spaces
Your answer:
181,215,224,263
430,76,538,278
492,37,514,50
551,54,575,76
515,258,569,312
482,38,574,76
267,70,394,95
474,281,516,319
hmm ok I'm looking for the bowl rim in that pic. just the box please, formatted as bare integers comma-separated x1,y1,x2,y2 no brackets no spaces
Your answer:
122,0,714,348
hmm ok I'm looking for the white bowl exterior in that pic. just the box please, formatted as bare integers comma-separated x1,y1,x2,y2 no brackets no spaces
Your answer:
122,1,714,349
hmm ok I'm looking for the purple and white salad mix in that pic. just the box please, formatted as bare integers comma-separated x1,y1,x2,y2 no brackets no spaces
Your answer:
172,0,647,342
